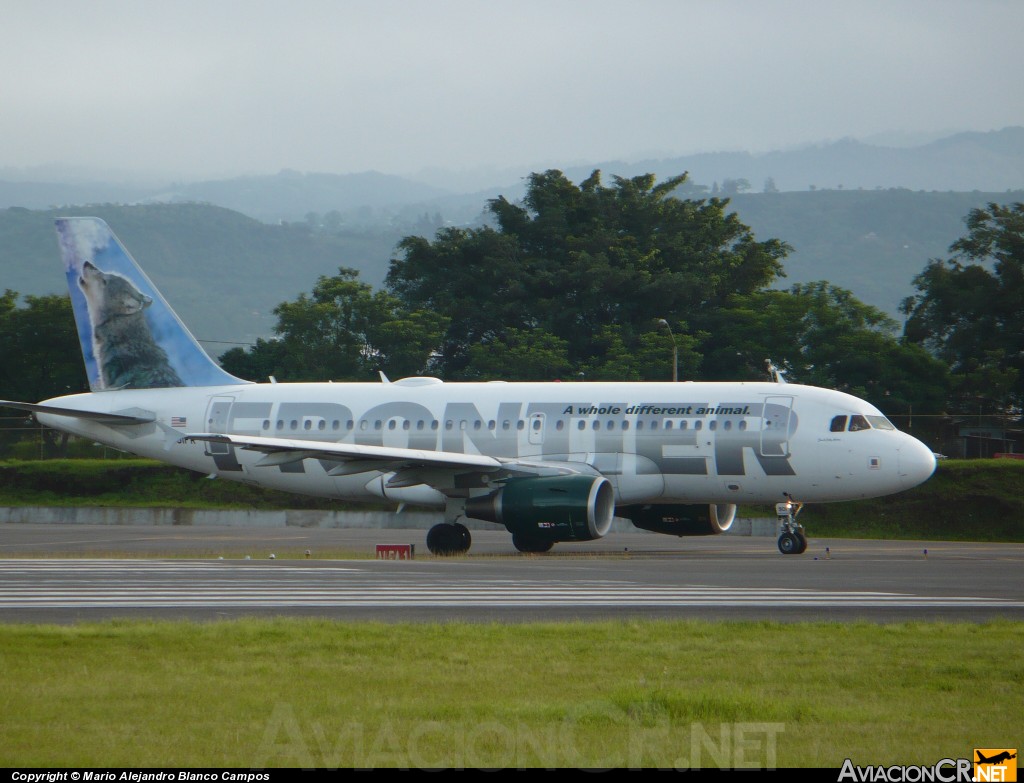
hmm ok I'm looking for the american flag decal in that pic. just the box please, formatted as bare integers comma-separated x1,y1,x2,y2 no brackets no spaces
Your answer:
171,416,187,428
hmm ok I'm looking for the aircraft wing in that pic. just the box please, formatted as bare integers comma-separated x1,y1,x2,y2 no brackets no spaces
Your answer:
0,400,156,425
179,433,586,479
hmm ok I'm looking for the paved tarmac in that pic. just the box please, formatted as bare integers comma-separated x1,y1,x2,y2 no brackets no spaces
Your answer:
1,522,1021,623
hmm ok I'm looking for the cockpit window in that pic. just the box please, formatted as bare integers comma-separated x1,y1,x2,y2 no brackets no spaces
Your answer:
830,415,847,433
867,416,896,431
848,415,870,432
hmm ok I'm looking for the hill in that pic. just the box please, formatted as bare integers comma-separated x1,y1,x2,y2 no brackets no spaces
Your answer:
0,203,401,346
727,188,1024,316
4,187,1020,353
564,127,1024,195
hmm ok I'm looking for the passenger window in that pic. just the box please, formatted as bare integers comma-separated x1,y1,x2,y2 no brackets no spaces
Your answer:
578,420,586,431
848,415,870,432
830,415,847,433
532,419,542,431
556,420,564,431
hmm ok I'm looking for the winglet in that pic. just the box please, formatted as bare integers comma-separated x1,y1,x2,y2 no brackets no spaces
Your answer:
55,217,248,390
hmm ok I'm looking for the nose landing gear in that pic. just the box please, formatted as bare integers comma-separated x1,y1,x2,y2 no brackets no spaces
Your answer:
776,493,807,555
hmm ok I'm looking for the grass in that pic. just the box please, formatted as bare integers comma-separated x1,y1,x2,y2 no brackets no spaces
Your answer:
2,457,1023,540
0,618,1020,768
0,458,385,511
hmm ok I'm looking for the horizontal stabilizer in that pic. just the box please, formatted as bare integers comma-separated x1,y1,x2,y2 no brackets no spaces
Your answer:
0,400,155,425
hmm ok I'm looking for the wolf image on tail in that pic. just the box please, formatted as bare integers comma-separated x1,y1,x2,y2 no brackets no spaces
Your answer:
78,260,184,389
56,217,243,391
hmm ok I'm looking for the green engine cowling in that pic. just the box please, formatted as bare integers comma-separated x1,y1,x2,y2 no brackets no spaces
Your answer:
465,475,615,543
617,503,737,536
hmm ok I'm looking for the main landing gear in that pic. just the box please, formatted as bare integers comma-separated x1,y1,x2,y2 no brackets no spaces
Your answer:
776,493,807,555
426,522,472,556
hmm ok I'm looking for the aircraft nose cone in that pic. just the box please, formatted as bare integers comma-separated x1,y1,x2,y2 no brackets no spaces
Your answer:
898,436,937,489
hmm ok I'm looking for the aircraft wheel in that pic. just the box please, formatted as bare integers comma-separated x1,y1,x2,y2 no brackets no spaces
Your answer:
454,522,472,553
512,535,554,554
777,532,801,555
795,531,808,554
427,524,465,556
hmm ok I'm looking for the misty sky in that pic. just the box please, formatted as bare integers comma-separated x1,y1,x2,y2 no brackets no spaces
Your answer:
3,0,1022,182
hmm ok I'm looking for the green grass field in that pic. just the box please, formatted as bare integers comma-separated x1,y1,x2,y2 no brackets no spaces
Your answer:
0,618,1020,769
1,459,1020,769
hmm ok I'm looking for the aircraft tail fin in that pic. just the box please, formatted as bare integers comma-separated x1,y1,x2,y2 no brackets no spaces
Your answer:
55,217,248,391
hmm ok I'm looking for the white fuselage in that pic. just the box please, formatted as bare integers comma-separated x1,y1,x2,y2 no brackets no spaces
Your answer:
38,379,937,509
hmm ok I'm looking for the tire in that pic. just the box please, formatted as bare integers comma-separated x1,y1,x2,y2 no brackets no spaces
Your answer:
454,522,472,553
795,531,808,554
778,532,800,555
427,524,464,556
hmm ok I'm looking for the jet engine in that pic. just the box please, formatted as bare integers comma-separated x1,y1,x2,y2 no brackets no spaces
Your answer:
465,475,615,551
617,503,737,536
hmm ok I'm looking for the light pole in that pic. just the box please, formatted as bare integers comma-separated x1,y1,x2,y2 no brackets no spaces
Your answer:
656,319,678,382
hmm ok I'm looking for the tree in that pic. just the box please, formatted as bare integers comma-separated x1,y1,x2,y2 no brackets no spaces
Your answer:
387,170,790,377
462,329,574,381
219,268,448,382
699,284,949,413
720,178,752,195
582,324,702,382
0,292,88,456
902,202,1024,408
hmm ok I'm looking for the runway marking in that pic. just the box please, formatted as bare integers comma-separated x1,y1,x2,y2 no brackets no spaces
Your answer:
0,560,1021,609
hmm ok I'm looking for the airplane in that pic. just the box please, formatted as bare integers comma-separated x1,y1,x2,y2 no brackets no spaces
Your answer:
976,752,1016,765
0,217,938,556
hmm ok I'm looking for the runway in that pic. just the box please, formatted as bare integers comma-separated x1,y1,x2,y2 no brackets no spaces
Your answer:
1,524,1022,623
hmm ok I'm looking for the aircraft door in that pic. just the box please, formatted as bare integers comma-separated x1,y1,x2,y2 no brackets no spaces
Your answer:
204,396,234,456
760,396,794,457
528,413,546,446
